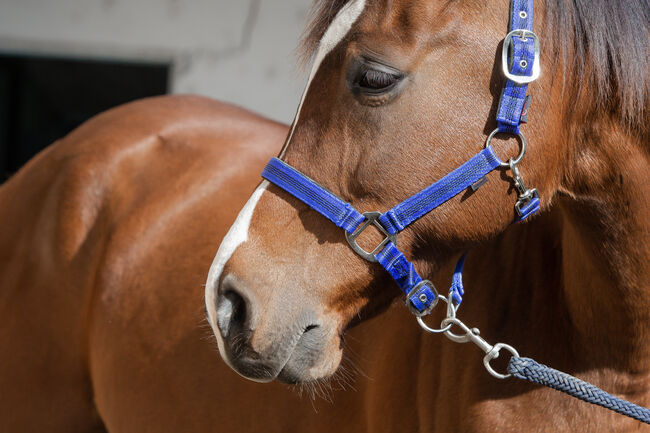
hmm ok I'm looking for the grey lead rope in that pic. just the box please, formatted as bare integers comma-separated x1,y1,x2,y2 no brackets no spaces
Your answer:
417,286,650,425
508,356,650,424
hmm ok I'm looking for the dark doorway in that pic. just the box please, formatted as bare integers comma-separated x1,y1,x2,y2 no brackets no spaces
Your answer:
0,54,170,181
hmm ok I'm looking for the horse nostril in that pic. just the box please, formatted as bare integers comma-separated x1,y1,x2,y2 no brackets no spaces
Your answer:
304,324,319,333
216,289,247,339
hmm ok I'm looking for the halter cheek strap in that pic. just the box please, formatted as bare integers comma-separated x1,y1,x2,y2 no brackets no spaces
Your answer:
378,148,502,234
261,0,540,315
497,0,539,134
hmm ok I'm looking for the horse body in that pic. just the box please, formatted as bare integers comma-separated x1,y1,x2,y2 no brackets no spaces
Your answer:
0,95,313,432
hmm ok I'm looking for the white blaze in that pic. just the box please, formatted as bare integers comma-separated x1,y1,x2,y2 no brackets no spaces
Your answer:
205,0,367,363
205,181,268,354
279,0,367,157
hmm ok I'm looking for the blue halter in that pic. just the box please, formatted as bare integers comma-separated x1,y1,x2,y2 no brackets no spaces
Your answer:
262,0,540,316
259,2,650,422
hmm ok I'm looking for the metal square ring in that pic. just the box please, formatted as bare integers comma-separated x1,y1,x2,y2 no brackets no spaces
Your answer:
502,29,540,84
345,212,396,262
406,280,439,317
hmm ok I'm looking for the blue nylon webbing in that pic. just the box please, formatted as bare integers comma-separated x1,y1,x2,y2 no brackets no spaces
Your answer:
449,253,466,305
496,0,536,134
517,196,540,220
262,158,366,234
379,147,502,235
375,242,437,312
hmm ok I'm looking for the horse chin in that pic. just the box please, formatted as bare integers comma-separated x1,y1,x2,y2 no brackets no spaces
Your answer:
276,346,343,385
276,325,344,384
227,345,343,385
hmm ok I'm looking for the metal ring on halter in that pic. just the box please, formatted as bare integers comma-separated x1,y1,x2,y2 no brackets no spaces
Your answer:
485,128,527,168
416,294,456,333
483,343,520,379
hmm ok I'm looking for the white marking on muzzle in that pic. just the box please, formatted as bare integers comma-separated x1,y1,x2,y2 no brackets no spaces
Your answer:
205,0,366,380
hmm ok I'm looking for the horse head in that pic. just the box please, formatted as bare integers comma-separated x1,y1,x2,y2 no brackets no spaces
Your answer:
205,0,648,385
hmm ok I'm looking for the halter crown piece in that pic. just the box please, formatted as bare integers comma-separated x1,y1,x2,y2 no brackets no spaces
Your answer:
262,0,540,316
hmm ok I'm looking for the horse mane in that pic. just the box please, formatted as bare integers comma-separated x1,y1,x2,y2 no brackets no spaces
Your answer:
547,0,649,130
299,0,649,130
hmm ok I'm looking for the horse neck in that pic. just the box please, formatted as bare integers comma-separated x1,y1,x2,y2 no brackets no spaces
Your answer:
463,117,650,376
556,117,650,370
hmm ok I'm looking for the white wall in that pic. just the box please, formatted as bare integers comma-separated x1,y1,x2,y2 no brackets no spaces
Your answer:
0,0,311,123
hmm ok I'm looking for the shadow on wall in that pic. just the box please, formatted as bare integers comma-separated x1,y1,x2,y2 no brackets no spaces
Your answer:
0,54,170,181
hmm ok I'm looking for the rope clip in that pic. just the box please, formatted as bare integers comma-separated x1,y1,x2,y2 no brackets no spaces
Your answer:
509,158,540,220
441,316,520,380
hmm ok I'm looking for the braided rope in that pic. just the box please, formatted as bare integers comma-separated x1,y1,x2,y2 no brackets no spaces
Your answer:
508,356,650,424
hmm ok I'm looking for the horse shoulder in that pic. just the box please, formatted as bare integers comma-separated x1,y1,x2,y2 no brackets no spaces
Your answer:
82,94,287,335
0,94,287,432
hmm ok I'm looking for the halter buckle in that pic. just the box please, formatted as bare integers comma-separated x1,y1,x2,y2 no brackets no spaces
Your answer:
502,29,540,84
345,212,396,262
406,279,439,316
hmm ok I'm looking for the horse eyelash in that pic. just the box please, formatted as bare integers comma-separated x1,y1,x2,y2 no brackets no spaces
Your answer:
360,69,397,88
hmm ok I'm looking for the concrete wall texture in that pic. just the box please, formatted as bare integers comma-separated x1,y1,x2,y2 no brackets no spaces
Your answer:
0,0,312,123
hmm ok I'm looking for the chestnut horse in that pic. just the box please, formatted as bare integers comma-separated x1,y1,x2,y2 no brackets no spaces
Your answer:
0,1,648,433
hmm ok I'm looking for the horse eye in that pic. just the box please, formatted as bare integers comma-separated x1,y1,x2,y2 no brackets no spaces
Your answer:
358,69,398,90
347,58,405,102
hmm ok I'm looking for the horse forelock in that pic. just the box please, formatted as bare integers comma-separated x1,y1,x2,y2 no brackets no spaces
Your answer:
298,0,351,67
280,0,366,158
300,0,649,131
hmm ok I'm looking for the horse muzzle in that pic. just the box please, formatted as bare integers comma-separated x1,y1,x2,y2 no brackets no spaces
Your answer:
212,274,343,384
